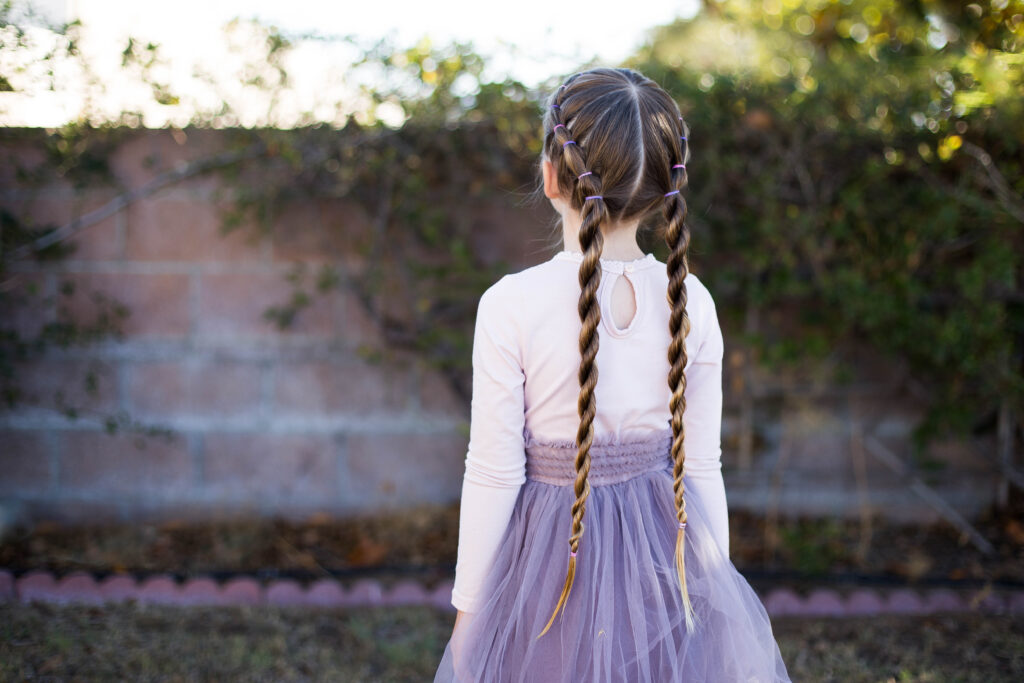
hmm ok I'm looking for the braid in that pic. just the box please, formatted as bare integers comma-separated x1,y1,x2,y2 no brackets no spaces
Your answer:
536,84,609,640
665,116,700,634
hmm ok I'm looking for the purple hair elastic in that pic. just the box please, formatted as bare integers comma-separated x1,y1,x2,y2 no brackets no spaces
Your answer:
551,103,561,109
584,195,602,201
678,521,687,529
664,190,680,197
569,550,577,557
563,140,576,148
673,164,686,169
577,171,592,179
553,123,565,131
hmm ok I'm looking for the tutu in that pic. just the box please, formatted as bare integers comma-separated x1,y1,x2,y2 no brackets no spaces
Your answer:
434,427,792,682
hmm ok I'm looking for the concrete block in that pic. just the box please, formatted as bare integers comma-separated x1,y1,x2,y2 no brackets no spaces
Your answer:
127,359,263,418
346,432,466,507
126,198,261,262
203,433,337,500
59,430,193,497
0,432,53,494
57,272,190,338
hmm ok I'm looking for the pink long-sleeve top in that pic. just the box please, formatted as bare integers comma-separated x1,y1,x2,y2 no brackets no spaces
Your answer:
451,248,728,613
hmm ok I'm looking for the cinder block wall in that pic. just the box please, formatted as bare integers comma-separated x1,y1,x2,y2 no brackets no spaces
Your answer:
0,128,482,525
0,128,1001,526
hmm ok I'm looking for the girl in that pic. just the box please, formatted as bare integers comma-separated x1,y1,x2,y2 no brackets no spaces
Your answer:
434,68,791,682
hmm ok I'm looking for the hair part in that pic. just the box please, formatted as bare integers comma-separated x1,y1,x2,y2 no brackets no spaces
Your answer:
533,68,700,639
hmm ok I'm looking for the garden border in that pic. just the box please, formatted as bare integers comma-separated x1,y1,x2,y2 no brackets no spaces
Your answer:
1,568,1022,617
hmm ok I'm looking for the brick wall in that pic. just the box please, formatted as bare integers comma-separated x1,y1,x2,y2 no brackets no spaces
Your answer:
0,127,1001,526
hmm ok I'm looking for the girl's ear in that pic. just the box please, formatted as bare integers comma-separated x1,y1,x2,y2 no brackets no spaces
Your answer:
542,158,561,201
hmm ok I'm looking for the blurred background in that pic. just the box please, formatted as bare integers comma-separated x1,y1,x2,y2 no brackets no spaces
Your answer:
1,0,1022,680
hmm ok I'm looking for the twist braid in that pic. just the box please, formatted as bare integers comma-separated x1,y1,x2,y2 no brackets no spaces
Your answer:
664,115,700,634
536,84,609,640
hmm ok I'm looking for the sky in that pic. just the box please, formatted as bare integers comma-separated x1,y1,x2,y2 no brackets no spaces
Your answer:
3,0,702,127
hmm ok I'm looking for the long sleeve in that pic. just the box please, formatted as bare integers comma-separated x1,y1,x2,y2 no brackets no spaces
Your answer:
680,288,730,560
451,277,527,613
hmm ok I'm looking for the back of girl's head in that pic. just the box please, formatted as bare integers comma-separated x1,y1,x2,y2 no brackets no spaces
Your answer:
541,67,690,229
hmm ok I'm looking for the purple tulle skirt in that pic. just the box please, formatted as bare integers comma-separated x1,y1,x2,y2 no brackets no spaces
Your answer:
434,427,792,682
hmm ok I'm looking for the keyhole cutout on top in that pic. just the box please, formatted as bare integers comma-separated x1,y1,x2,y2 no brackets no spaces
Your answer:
609,273,638,331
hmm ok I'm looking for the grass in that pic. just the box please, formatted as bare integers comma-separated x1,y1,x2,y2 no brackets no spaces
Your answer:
772,612,1024,682
1,602,1021,682
1,601,450,682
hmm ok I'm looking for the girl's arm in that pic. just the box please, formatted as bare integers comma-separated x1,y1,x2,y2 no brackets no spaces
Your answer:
450,277,527,615
679,287,730,561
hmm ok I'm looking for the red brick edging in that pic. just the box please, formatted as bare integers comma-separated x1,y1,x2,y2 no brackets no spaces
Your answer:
1,569,1021,617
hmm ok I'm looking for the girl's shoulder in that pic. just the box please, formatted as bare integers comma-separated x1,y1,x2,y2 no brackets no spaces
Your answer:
474,257,573,330
683,270,716,309
481,256,569,300
642,258,717,311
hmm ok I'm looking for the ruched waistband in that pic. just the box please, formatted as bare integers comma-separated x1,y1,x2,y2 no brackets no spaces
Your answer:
524,427,674,487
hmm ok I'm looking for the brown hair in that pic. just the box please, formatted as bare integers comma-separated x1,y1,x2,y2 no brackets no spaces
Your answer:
534,67,699,638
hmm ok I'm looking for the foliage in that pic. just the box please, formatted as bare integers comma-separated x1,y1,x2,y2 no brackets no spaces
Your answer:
0,2,151,425
628,0,1024,452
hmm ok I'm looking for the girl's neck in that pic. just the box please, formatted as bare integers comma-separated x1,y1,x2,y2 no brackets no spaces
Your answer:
562,224,644,261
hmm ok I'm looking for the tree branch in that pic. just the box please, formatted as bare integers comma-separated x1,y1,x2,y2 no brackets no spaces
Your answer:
861,433,996,555
960,141,1024,226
